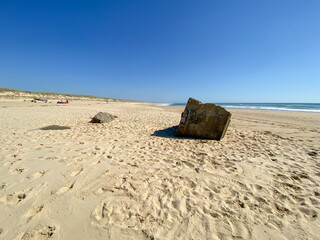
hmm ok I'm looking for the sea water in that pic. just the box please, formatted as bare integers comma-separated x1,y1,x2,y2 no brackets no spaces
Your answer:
155,103,320,113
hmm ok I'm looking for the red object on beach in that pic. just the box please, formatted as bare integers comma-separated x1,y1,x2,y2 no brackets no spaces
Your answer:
57,100,69,104
113,115,118,118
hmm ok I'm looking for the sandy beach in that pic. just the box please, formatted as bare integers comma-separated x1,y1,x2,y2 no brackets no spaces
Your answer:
0,99,319,240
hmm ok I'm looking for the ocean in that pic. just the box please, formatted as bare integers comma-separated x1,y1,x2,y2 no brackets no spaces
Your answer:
155,103,320,113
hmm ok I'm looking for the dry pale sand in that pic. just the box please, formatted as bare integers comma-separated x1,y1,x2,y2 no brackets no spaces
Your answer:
0,100,320,240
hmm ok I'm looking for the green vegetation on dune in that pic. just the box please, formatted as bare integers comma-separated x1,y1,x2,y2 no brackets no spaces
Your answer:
0,88,33,94
0,88,137,102
0,88,105,98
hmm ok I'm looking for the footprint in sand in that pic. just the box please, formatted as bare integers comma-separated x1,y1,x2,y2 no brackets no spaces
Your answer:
11,168,26,175
0,183,6,190
91,160,102,166
3,159,22,167
298,206,318,219
27,170,47,181
182,161,195,168
53,182,75,195
0,190,28,205
20,225,56,239
227,220,250,239
25,204,44,219
44,156,57,160
70,168,83,177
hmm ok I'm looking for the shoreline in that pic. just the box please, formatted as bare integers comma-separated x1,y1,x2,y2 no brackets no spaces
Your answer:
153,102,320,113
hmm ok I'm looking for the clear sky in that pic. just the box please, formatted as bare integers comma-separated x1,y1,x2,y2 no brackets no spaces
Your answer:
0,1,319,103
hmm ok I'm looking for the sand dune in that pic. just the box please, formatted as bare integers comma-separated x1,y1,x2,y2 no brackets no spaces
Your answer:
0,100,319,239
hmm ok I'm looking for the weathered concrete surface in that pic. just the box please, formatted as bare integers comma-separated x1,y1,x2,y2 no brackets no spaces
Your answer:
90,112,115,123
176,98,231,140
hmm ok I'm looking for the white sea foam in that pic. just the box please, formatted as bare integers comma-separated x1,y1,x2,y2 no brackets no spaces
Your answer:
223,105,320,113
154,103,172,106
153,103,320,113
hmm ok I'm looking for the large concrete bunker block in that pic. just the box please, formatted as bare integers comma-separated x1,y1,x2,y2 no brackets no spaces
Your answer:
176,98,231,140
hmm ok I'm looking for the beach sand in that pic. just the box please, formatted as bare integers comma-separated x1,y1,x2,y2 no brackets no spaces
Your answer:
0,100,319,239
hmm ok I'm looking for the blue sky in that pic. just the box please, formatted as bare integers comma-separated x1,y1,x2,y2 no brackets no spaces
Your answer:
0,0,319,103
